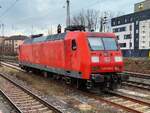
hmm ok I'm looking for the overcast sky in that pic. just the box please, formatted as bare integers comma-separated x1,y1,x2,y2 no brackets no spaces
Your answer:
0,0,143,36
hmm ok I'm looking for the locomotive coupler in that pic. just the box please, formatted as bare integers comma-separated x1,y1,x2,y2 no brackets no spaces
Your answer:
117,73,129,81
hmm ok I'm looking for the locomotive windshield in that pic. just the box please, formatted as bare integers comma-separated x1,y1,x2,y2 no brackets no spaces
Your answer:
88,37,118,51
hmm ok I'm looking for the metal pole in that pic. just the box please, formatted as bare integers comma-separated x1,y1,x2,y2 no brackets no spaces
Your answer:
0,24,1,66
66,0,70,27
130,24,132,57
0,42,1,66
103,12,107,32
0,24,4,65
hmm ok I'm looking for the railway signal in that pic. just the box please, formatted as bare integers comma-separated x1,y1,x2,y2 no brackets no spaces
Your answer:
57,24,62,33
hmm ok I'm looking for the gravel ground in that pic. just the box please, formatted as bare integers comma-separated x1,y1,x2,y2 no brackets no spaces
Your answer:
0,92,17,113
117,87,150,103
121,85,150,98
129,77,150,85
124,58,150,74
0,66,127,113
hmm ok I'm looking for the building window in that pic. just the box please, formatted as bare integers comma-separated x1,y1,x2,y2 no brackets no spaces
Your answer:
118,20,120,24
125,19,127,23
119,43,126,47
120,27,126,32
116,35,119,40
113,29,116,32
130,42,132,47
113,27,126,33
136,21,139,25
124,34,131,39
113,21,115,26
136,29,139,34
129,25,132,31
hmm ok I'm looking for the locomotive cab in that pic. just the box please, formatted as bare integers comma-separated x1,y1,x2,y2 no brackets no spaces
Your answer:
86,33,128,89
88,36,123,73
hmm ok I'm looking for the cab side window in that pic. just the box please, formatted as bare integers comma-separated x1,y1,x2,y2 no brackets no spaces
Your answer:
72,39,77,51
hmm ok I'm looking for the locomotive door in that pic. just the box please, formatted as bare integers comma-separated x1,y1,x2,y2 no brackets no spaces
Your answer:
65,39,78,70
71,39,78,69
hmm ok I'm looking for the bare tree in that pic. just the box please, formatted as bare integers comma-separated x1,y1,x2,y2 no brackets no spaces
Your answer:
72,10,86,26
71,9,124,32
71,9,99,31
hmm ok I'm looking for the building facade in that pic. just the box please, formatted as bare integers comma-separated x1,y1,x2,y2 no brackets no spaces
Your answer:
3,35,28,55
134,0,150,12
0,37,8,56
111,9,150,57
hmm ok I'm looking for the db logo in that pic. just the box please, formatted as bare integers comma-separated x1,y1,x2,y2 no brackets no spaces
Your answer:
105,57,110,62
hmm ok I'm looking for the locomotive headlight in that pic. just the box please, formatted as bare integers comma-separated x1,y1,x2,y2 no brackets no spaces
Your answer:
115,56,123,62
91,56,99,63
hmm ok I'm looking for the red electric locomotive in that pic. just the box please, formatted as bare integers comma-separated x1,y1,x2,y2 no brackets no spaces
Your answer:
18,31,128,90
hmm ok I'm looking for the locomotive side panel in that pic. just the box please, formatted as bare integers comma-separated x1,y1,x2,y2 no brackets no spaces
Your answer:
32,43,41,65
38,42,47,66
44,40,65,69
20,44,33,64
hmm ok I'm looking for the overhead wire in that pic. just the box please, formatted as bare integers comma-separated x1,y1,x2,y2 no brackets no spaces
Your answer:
0,0,20,19
14,0,65,24
0,0,102,34
15,0,100,24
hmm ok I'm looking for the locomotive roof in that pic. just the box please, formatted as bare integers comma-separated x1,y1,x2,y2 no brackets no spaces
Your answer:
24,33,66,44
23,32,115,44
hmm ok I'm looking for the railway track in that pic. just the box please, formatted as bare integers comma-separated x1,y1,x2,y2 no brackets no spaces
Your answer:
0,58,18,64
101,91,150,113
122,81,150,91
1,61,150,113
1,61,19,67
124,71,150,79
0,72,62,113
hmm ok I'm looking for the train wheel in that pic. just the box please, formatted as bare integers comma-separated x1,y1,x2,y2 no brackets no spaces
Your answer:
109,82,117,90
86,80,93,90
64,77,72,85
43,72,48,78
77,79,87,90
110,75,119,90
25,67,30,73
99,84,107,92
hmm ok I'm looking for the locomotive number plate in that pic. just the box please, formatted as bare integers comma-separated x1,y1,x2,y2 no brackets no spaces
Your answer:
104,57,111,62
